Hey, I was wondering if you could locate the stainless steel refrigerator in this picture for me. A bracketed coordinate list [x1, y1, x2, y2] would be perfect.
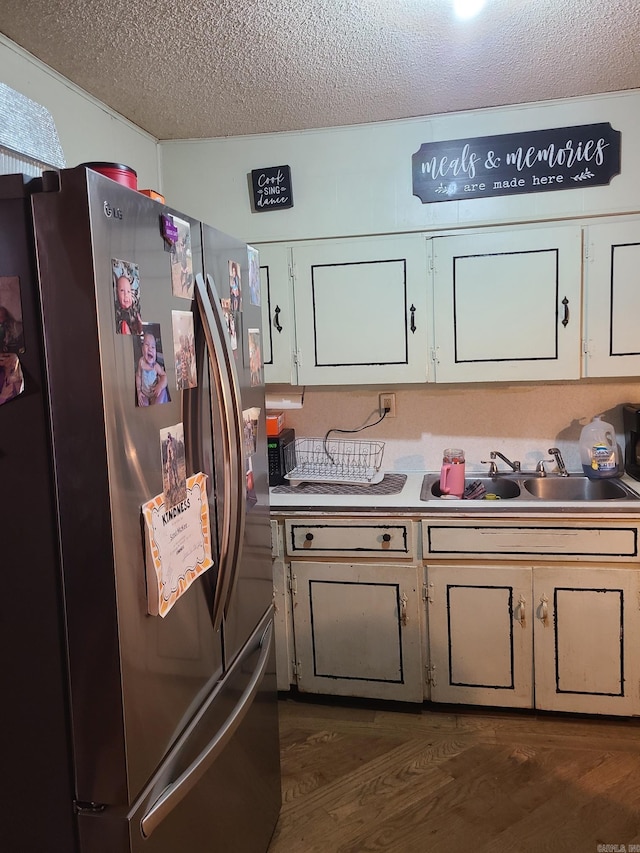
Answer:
[0, 166, 281, 852]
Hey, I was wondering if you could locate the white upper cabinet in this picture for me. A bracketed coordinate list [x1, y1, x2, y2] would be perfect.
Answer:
[256, 243, 295, 384]
[583, 219, 640, 377]
[290, 235, 430, 386]
[431, 226, 583, 383]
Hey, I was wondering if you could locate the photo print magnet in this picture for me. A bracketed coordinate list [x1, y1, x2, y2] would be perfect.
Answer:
[134, 322, 171, 406]
[160, 422, 187, 511]
[247, 246, 261, 307]
[229, 260, 242, 312]
[171, 310, 197, 390]
[0, 276, 25, 353]
[112, 259, 143, 335]
[169, 216, 194, 299]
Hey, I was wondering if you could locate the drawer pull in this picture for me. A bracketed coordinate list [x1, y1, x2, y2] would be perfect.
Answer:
[382, 533, 391, 543]
[400, 592, 408, 626]
[539, 593, 549, 627]
[517, 594, 526, 628]
[305, 532, 314, 541]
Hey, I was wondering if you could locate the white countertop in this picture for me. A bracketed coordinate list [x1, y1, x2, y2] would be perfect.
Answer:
[269, 471, 640, 516]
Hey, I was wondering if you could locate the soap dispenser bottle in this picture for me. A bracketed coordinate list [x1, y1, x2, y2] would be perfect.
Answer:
[579, 415, 620, 479]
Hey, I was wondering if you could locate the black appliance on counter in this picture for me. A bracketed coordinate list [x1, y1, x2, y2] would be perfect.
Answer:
[268, 427, 295, 485]
[623, 404, 640, 480]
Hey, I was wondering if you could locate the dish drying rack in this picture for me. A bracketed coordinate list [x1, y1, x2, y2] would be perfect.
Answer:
[284, 438, 385, 485]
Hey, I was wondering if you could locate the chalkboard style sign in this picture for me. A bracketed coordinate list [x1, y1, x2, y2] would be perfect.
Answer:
[251, 165, 293, 211]
[412, 123, 621, 204]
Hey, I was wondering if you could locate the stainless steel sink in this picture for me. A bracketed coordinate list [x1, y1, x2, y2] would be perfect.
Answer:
[522, 476, 635, 501]
[430, 477, 521, 499]
[420, 472, 640, 505]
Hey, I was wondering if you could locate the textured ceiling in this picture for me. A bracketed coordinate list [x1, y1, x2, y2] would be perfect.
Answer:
[1, 0, 639, 140]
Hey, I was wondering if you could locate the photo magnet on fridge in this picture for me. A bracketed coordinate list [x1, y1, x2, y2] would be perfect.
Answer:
[169, 216, 194, 299]
[171, 310, 197, 390]
[160, 422, 187, 510]
[0, 276, 25, 353]
[112, 259, 143, 335]
[134, 323, 171, 407]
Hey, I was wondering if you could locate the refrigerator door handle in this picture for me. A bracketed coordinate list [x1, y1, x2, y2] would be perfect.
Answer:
[140, 619, 273, 839]
[192, 272, 246, 632]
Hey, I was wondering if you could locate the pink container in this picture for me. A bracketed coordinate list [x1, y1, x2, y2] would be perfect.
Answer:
[439, 448, 465, 498]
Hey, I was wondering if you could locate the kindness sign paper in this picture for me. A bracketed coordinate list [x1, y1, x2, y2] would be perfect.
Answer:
[142, 472, 214, 617]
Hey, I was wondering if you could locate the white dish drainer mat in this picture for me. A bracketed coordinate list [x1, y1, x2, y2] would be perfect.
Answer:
[284, 437, 385, 485]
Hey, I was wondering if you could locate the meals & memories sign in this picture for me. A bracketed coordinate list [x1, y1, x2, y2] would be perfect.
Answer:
[412, 123, 621, 204]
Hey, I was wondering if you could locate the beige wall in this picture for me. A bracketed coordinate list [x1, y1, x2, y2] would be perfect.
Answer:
[2, 35, 638, 474]
[159, 89, 640, 244]
[0, 35, 160, 189]
[158, 90, 640, 474]
[279, 381, 640, 475]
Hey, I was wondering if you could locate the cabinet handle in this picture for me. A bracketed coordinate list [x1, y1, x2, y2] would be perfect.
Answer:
[517, 594, 526, 628]
[304, 532, 314, 541]
[410, 304, 417, 334]
[561, 296, 569, 328]
[400, 591, 408, 626]
[273, 305, 282, 333]
[539, 593, 549, 627]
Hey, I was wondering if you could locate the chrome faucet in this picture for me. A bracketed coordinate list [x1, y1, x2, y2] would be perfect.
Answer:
[548, 447, 569, 477]
[535, 459, 554, 477]
[489, 451, 521, 473]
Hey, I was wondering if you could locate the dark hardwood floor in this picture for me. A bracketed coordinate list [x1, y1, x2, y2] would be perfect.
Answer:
[268, 693, 640, 853]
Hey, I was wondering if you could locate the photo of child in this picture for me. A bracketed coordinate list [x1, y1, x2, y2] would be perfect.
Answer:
[171, 310, 197, 390]
[221, 297, 238, 353]
[243, 407, 260, 457]
[229, 260, 242, 312]
[247, 246, 261, 307]
[248, 328, 263, 387]
[134, 323, 171, 406]
[112, 259, 143, 335]
[160, 423, 187, 510]
[245, 455, 257, 510]
[170, 217, 194, 299]
[0, 353, 24, 405]
[0, 276, 25, 353]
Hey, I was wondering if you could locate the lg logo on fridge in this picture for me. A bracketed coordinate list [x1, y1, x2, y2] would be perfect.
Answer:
[103, 201, 123, 219]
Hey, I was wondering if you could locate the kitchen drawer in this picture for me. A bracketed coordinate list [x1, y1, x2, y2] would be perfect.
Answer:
[422, 518, 640, 562]
[284, 519, 416, 559]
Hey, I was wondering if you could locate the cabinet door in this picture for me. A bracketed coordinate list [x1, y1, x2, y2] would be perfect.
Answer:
[431, 226, 582, 382]
[427, 564, 533, 708]
[533, 566, 640, 715]
[583, 219, 640, 377]
[255, 243, 296, 384]
[290, 561, 424, 702]
[291, 235, 429, 385]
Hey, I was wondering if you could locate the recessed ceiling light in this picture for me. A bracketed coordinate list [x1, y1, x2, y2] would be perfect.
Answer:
[453, 0, 486, 20]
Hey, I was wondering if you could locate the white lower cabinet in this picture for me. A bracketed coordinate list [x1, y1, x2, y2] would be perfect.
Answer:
[533, 565, 640, 715]
[426, 564, 533, 708]
[272, 516, 425, 702]
[290, 560, 424, 702]
[272, 512, 640, 716]
[426, 562, 640, 716]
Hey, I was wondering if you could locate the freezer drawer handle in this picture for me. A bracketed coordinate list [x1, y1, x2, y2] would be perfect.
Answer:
[140, 620, 273, 839]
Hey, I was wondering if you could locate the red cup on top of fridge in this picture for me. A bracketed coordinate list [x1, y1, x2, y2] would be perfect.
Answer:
[80, 161, 138, 190]
[439, 448, 465, 498]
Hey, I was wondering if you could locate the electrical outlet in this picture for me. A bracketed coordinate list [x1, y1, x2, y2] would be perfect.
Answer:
[379, 392, 396, 418]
